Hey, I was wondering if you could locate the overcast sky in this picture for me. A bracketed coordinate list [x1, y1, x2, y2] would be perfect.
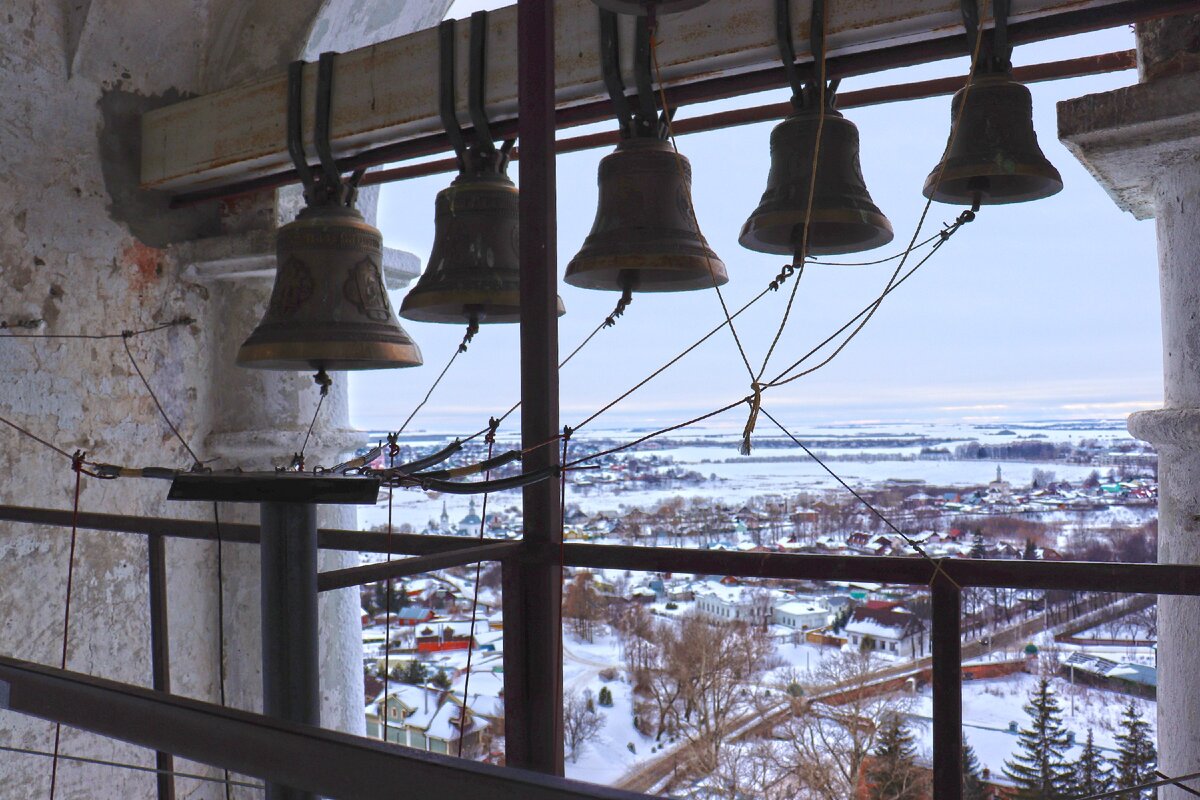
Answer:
[351, 4, 1159, 434]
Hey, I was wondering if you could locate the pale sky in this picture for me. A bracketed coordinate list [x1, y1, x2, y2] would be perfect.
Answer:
[352, 4, 1159, 434]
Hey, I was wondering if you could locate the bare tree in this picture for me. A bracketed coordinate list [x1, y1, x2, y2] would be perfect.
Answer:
[563, 690, 605, 763]
[762, 650, 912, 800]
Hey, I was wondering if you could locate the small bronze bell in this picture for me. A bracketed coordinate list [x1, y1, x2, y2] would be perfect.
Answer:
[401, 150, 564, 324]
[590, 0, 710, 14]
[740, 109, 894, 257]
[566, 137, 727, 293]
[237, 204, 423, 370]
[923, 72, 1063, 205]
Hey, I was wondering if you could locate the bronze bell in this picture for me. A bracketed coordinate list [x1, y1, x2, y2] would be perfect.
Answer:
[237, 204, 423, 370]
[401, 150, 564, 324]
[741, 109, 894, 257]
[566, 137, 727, 293]
[590, 0, 710, 14]
[923, 72, 1063, 205]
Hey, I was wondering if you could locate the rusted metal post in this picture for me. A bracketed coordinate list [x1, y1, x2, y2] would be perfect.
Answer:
[503, 0, 564, 775]
[931, 575, 963, 800]
[148, 533, 176, 800]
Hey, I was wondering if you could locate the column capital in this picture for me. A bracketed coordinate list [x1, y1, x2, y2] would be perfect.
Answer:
[1058, 71, 1200, 220]
[1128, 407, 1200, 447]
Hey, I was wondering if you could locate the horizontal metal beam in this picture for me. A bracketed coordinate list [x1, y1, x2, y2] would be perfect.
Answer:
[317, 540, 522, 591]
[562, 543, 1200, 595]
[0, 656, 648, 800]
[145, 0, 1180, 196]
[0, 503, 508, 557]
[360, 49, 1135, 186]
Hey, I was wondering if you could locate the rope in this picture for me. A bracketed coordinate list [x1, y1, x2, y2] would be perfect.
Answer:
[650, 29, 755, 383]
[0, 413, 77, 462]
[382, 434, 399, 746]
[457, 422, 498, 758]
[121, 334, 201, 469]
[296, 369, 332, 470]
[0, 743, 262, 791]
[0, 315, 193, 340]
[758, 406, 960, 591]
[49, 452, 85, 799]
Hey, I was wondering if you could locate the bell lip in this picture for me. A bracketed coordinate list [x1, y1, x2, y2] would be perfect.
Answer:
[590, 0, 710, 15]
[400, 290, 566, 323]
[922, 164, 1064, 205]
[564, 254, 728, 292]
[738, 208, 895, 256]
[236, 340, 423, 371]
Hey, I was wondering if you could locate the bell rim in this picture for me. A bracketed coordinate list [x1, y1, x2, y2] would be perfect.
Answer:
[922, 162, 1064, 205]
[400, 290, 566, 323]
[564, 254, 729, 292]
[236, 339, 423, 371]
[739, 207, 895, 256]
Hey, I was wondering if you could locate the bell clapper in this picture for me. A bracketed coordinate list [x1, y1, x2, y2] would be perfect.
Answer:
[312, 368, 332, 397]
[459, 310, 482, 353]
[604, 280, 635, 329]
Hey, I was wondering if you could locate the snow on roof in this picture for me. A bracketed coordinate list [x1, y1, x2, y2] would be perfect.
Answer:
[774, 601, 827, 616]
[845, 607, 922, 639]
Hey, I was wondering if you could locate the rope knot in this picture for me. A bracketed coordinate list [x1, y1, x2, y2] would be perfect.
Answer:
[562, 425, 574, 443]
[485, 417, 500, 446]
[740, 383, 763, 456]
[459, 316, 481, 353]
[290, 452, 305, 472]
[312, 368, 332, 397]
[71, 450, 87, 474]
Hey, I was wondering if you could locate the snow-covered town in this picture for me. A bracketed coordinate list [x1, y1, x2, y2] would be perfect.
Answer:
[356, 421, 1160, 798]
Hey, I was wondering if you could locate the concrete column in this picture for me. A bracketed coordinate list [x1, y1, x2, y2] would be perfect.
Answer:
[1060, 16, 1200, 799]
[173, 190, 419, 796]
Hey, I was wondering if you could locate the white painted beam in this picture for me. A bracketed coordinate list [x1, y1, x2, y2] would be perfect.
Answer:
[141, 0, 1128, 192]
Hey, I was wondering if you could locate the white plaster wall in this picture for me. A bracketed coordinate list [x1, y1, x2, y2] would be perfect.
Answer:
[0, 0, 447, 797]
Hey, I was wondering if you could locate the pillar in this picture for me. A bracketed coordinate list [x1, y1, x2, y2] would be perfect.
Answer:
[1059, 15, 1200, 799]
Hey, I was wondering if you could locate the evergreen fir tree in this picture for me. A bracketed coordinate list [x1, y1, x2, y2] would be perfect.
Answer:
[1002, 677, 1073, 800]
[970, 531, 987, 559]
[1074, 729, 1113, 798]
[1023, 539, 1039, 560]
[867, 714, 926, 800]
[1113, 700, 1156, 799]
[963, 735, 990, 800]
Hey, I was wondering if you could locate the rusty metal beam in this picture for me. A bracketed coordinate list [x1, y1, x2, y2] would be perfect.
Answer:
[316, 540, 522, 591]
[0, 656, 649, 800]
[359, 49, 1135, 186]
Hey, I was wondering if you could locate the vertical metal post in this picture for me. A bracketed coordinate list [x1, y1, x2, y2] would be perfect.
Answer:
[931, 575, 963, 800]
[260, 502, 320, 800]
[147, 533, 176, 800]
[503, 0, 564, 775]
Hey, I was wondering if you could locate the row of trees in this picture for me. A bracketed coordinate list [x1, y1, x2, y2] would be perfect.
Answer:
[1004, 678, 1156, 800]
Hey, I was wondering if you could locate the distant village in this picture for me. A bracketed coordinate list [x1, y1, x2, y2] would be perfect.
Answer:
[358, 462, 1159, 780]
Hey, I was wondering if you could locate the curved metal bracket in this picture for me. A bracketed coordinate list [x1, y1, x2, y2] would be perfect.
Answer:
[961, 0, 1013, 74]
[599, 9, 635, 138]
[597, 9, 668, 139]
[439, 13, 512, 175]
[284, 53, 359, 208]
[286, 61, 317, 204]
[776, 0, 838, 112]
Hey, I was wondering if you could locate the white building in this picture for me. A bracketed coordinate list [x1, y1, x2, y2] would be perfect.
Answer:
[844, 607, 926, 658]
[693, 584, 774, 625]
[772, 600, 830, 631]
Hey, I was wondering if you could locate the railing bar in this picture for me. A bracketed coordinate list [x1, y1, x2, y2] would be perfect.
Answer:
[931, 576, 963, 800]
[316, 541, 523, 591]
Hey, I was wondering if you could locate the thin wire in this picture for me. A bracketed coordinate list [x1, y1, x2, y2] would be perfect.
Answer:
[758, 405, 959, 590]
[0, 412, 76, 461]
[766, 0, 992, 391]
[564, 397, 747, 468]
[809, 231, 945, 266]
[382, 444, 396, 745]
[0, 743, 263, 790]
[121, 335, 202, 468]
[457, 433, 496, 758]
[213, 502, 232, 800]
[397, 347, 463, 436]
[766, 210, 973, 388]
[0, 316, 193, 341]
[651, 28, 756, 383]
[1072, 770, 1200, 800]
[50, 454, 85, 800]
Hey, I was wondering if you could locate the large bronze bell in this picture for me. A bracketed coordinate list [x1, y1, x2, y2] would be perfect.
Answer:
[741, 109, 894, 257]
[923, 72, 1062, 205]
[237, 204, 422, 370]
[566, 137, 727, 293]
[590, 0, 710, 14]
[401, 151, 564, 324]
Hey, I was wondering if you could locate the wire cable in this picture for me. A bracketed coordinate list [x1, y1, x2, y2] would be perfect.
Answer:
[49, 453, 86, 800]
[0, 316, 193, 340]
[0, 743, 263, 791]
[121, 334, 201, 468]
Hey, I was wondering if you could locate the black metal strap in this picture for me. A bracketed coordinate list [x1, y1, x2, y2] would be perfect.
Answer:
[599, 9, 634, 138]
[468, 11, 496, 154]
[633, 17, 659, 136]
[439, 20, 468, 170]
[992, 0, 1012, 70]
[776, 0, 838, 112]
[961, 0, 1013, 73]
[315, 52, 345, 204]
[286, 61, 316, 203]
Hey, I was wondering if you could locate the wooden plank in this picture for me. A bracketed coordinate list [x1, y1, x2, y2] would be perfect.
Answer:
[141, 0, 1128, 191]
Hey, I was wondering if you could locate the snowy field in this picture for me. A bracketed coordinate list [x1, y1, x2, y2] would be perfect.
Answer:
[358, 419, 1142, 532]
